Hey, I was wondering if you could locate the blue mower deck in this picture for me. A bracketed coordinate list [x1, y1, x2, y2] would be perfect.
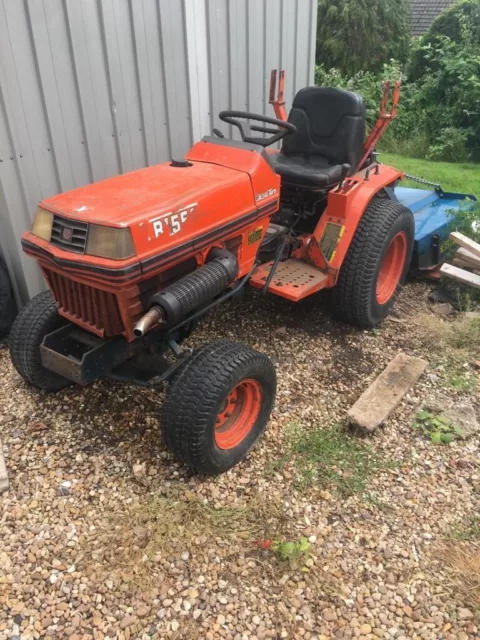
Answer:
[395, 186, 477, 269]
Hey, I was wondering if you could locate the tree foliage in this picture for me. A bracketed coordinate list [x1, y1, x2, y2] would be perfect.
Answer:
[316, 0, 410, 75]
[315, 0, 480, 161]
[416, 37, 480, 160]
[426, 0, 480, 43]
[407, 0, 480, 159]
[409, 0, 480, 80]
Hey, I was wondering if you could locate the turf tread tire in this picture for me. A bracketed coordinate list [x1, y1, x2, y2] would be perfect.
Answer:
[332, 198, 414, 328]
[9, 290, 70, 391]
[161, 341, 223, 455]
[161, 340, 276, 475]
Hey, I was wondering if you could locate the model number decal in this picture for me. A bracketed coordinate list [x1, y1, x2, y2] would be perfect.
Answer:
[255, 188, 277, 202]
[320, 222, 345, 263]
[149, 202, 198, 238]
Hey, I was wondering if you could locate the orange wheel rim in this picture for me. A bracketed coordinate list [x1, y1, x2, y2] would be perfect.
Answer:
[376, 231, 408, 305]
[215, 379, 262, 450]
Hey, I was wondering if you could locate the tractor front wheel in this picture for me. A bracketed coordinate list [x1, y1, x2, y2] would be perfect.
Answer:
[333, 198, 414, 328]
[161, 341, 276, 475]
[9, 290, 71, 391]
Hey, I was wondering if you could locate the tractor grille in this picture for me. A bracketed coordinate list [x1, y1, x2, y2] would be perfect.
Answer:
[50, 215, 88, 254]
[44, 269, 124, 336]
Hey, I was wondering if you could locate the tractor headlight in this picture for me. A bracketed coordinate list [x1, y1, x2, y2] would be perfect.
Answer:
[86, 225, 135, 260]
[31, 208, 53, 241]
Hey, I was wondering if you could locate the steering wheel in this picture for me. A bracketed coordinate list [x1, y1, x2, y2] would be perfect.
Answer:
[218, 111, 297, 148]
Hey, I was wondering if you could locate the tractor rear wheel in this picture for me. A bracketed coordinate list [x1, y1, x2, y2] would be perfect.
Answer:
[333, 198, 414, 328]
[9, 290, 71, 391]
[161, 340, 276, 475]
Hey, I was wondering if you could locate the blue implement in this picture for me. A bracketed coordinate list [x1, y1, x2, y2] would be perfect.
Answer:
[395, 186, 477, 269]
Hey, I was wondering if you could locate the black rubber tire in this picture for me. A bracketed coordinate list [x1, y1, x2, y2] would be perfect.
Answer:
[161, 340, 276, 475]
[0, 259, 16, 338]
[332, 198, 414, 328]
[8, 290, 71, 391]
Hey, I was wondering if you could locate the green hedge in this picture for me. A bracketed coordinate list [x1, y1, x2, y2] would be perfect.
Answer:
[315, 0, 480, 162]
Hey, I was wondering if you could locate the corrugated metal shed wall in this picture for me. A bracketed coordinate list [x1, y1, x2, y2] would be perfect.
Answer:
[0, 0, 317, 305]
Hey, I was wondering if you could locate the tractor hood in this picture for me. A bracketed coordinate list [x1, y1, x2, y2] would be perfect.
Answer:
[24, 140, 280, 275]
[40, 160, 255, 227]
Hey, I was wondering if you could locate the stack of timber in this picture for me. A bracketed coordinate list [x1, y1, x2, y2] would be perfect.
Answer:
[440, 232, 480, 290]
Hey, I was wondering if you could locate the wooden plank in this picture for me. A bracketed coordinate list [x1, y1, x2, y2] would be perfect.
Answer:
[0, 438, 9, 494]
[440, 263, 480, 289]
[450, 232, 480, 260]
[453, 258, 480, 275]
[347, 353, 427, 432]
[456, 247, 480, 269]
[453, 257, 477, 269]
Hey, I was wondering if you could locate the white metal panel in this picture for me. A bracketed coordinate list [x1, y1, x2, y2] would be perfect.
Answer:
[264, 0, 283, 110]
[206, 0, 231, 137]
[135, 0, 172, 162]
[158, 0, 193, 157]
[0, 0, 318, 304]
[1, 1, 59, 201]
[246, 0, 267, 116]
[228, 0, 248, 112]
[185, 0, 211, 142]
[99, 0, 145, 173]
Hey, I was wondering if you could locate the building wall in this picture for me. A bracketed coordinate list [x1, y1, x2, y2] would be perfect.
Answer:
[0, 0, 317, 304]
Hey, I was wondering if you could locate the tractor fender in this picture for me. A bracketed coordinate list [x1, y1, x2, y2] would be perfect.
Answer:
[311, 164, 403, 285]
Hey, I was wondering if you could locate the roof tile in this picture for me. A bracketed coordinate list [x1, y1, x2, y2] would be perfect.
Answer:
[411, 0, 456, 35]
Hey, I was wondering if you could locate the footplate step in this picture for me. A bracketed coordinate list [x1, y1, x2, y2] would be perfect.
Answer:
[249, 259, 328, 301]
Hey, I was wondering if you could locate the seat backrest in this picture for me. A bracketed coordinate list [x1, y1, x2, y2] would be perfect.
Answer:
[282, 87, 366, 173]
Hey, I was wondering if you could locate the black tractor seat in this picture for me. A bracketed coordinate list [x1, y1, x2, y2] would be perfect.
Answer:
[270, 86, 366, 190]
[269, 153, 344, 189]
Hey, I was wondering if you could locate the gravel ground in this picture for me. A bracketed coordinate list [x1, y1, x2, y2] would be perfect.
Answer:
[0, 283, 479, 640]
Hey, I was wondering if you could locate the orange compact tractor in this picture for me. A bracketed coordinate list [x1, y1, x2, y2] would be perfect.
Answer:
[10, 71, 414, 474]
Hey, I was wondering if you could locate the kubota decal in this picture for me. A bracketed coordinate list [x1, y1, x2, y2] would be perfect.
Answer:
[149, 202, 198, 238]
[255, 188, 277, 202]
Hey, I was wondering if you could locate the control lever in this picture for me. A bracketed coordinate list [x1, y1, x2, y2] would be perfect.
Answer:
[337, 164, 351, 191]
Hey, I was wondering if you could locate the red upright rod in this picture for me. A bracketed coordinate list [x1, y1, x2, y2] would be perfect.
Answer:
[269, 69, 288, 122]
[360, 81, 401, 168]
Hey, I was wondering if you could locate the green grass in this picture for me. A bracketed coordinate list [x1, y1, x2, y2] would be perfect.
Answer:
[450, 515, 480, 542]
[416, 302, 480, 358]
[277, 423, 390, 497]
[93, 490, 290, 591]
[446, 372, 478, 394]
[380, 153, 480, 197]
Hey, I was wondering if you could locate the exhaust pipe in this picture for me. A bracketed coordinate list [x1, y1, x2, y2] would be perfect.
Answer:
[150, 251, 239, 328]
[134, 250, 239, 338]
[133, 306, 164, 338]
